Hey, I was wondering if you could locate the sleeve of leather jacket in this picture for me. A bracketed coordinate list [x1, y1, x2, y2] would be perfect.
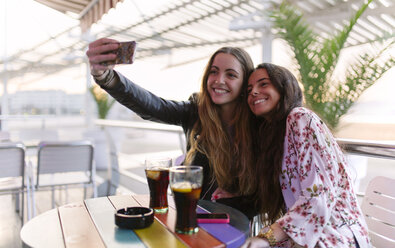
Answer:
[94, 70, 197, 127]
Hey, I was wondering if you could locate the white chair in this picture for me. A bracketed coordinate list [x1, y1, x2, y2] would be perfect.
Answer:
[361, 176, 395, 248]
[0, 142, 32, 224]
[34, 140, 97, 212]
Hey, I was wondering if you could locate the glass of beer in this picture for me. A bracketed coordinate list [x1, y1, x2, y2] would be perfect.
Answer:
[169, 165, 203, 234]
[145, 157, 172, 213]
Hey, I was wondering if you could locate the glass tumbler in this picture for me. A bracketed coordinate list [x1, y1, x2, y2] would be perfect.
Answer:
[169, 165, 203, 234]
[145, 157, 172, 213]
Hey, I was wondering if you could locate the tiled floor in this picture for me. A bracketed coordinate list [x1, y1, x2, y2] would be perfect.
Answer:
[1, 195, 23, 248]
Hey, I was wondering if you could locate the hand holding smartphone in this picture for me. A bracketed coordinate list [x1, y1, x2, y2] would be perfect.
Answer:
[197, 213, 230, 224]
[101, 41, 137, 66]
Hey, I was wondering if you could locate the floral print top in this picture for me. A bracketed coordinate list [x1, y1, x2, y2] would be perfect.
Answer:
[276, 107, 371, 248]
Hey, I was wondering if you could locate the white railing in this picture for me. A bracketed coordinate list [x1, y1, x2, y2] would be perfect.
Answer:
[0, 114, 58, 129]
[96, 119, 395, 161]
[5, 116, 392, 199]
[96, 119, 395, 195]
[337, 138, 395, 159]
[94, 119, 185, 196]
[95, 119, 186, 153]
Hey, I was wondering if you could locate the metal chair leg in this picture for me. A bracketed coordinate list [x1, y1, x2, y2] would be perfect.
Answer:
[21, 190, 25, 225]
[14, 192, 20, 213]
[51, 186, 55, 208]
[65, 185, 69, 205]
[25, 164, 32, 221]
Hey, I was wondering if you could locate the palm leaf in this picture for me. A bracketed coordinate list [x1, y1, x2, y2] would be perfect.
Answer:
[89, 85, 115, 119]
[267, 0, 394, 129]
[318, 0, 372, 78]
[269, 1, 315, 82]
[326, 41, 395, 127]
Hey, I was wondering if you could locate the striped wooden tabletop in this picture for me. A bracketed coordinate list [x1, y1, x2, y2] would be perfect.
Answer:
[20, 194, 249, 248]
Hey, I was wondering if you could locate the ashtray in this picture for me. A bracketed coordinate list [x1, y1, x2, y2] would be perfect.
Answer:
[115, 207, 154, 229]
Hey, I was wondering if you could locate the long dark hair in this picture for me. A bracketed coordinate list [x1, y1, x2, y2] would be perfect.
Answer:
[186, 47, 255, 194]
[250, 63, 303, 223]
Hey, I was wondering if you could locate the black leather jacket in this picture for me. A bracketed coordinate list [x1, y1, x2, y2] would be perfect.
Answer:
[96, 70, 258, 219]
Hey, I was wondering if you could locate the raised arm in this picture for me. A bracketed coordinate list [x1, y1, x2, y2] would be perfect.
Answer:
[85, 38, 197, 127]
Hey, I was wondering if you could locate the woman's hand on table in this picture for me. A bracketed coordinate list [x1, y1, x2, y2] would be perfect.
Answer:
[86, 38, 119, 76]
[211, 188, 237, 201]
[241, 237, 270, 248]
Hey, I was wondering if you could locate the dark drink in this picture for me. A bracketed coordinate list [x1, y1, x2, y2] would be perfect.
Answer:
[145, 168, 169, 213]
[171, 182, 202, 234]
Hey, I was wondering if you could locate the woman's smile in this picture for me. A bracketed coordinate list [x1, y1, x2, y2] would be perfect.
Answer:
[247, 68, 280, 119]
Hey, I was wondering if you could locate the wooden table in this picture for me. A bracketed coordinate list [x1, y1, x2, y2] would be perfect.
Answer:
[20, 194, 249, 248]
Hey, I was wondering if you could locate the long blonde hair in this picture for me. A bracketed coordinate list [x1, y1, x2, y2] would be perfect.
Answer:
[185, 47, 255, 195]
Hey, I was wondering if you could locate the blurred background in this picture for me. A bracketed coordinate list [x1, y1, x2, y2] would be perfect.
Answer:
[1, 0, 394, 246]
[1, 0, 394, 132]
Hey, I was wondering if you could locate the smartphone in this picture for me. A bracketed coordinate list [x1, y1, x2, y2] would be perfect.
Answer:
[197, 213, 229, 224]
[101, 41, 137, 65]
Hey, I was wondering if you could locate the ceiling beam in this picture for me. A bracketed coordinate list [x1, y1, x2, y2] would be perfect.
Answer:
[34, 0, 85, 14]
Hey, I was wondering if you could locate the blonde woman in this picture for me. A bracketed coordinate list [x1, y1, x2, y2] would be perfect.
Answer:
[86, 38, 258, 218]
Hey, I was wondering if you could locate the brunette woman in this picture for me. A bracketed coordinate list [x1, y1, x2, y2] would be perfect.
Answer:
[241, 63, 370, 247]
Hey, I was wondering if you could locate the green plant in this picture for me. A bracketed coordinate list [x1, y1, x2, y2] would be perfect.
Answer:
[89, 84, 115, 119]
[268, 0, 395, 129]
